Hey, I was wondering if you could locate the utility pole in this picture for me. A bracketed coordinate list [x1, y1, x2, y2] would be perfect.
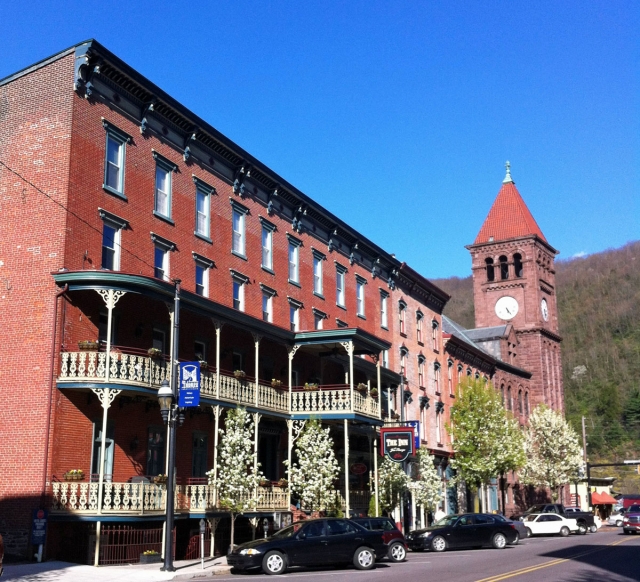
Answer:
[581, 416, 587, 464]
[582, 416, 589, 509]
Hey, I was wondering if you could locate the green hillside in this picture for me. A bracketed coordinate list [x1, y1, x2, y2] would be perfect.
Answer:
[433, 241, 640, 469]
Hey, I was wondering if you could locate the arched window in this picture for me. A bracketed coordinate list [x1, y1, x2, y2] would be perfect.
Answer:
[513, 253, 523, 278]
[485, 257, 495, 282]
[416, 312, 423, 343]
[474, 371, 480, 380]
[432, 320, 439, 351]
[399, 301, 407, 335]
[507, 386, 513, 411]
[418, 355, 425, 388]
[466, 367, 472, 377]
[457, 364, 463, 387]
[518, 389, 523, 413]
[500, 384, 505, 405]
[400, 347, 408, 377]
[447, 360, 454, 395]
[434, 362, 441, 393]
[524, 392, 530, 415]
[499, 255, 509, 280]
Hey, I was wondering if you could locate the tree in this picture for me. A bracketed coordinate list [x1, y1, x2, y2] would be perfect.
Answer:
[448, 378, 525, 499]
[378, 457, 410, 515]
[520, 404, 584, 501]
[206, 407, 263, 549]
[410, 448, 443, 513]
[286, 419, 339, 512]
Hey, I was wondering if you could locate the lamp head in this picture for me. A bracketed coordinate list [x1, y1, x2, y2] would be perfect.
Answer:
[157, 380, 173, 424]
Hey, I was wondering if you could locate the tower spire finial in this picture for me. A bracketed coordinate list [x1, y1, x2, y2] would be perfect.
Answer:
[503, 160, 514, 184]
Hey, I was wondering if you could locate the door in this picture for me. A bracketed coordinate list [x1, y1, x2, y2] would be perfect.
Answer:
[192, 432, 208, 478]
[91, 420, 115, 481]
[289, 521, 328, 566]
[325, 519, 362, 562]
[450, 515, 477, 548]
[545, 515, 563, 534]
[147, 426, 166, 477]
[474, 514, 496, 545]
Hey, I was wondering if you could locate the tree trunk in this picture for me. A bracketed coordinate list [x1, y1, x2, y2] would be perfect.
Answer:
[230, 512, 235, 552]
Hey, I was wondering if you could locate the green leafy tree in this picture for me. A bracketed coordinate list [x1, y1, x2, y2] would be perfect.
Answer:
[286, 419, 339, 512]
[378, 457, 410, 514]
[448, 378, 525, 493]
[520, 404, 584, 501]
[206, 407, 263, 549]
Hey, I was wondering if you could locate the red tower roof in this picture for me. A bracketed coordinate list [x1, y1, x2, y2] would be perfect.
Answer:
[474, 165, 546, 244]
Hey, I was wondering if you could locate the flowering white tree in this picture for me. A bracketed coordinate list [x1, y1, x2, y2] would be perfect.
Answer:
[448, 378, 525, 497]
[286, 420, 339, 512]
[206, 407, 263, 549]
[520, 404, 583, 501]
[410, 448, 443, 512]
[378, 457, 410, 515]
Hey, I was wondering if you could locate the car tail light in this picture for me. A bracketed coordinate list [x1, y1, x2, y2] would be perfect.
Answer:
[509, 524, 516, 530]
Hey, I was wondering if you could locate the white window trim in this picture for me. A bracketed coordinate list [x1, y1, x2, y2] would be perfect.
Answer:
[312, 249, 325, 297]
[380, 290, 389, 329]
[102, 119, 131, 199]
[151, 233, 176, 282]
[193, 253, 214, 298]
[260, 283, 277, 323]
[230, 200, 249, 258]
[193, 176, 215, 241]
[231, 269, 249, 312]
[336, 263, 347, 308]
[355, 275, 367, 318]
[99, 209, 128, 271]
[152, 151, 177, 221]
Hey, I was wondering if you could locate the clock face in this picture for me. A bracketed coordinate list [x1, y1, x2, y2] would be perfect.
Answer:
[541, 298, 549, 321]
[495, 296, 519, 320]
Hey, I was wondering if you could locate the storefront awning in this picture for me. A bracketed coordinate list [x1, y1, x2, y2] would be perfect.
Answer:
[592, 491, 617, 504]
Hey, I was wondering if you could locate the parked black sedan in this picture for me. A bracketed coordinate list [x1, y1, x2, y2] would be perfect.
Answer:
[227, 518, 386, 575]
[406, 513, 519, 552]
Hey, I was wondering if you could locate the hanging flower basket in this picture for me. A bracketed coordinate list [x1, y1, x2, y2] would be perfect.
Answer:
[64, 469, 85, 481]
[271, 379, 283, 388]
[303, 383, 318, 391]
[234, 370, 246, 379]
[147, 347, 163, 359]
[78, 340, 99, 351]
[356, 383, 367, 393]
[370, 388, 379, 399]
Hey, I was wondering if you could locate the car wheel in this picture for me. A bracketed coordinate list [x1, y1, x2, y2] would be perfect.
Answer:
[589, 524, 597, 533]
[525, 527, 532, 538]
[431, 536, 447, 552]
[559, 526, 570, 537]
[510, 533, 519, 545]
[262, 551, 286, 575]
[616, 520, 622, 527]
[578, 523, 587, 535]
[388, 542, 407, 562]
[353, 547, 375, 570]
[492, 533, 507, 549]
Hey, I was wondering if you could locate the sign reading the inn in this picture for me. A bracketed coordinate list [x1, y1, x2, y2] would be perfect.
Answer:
[178, 362, 201, 407]
[380, 427, 415, 462]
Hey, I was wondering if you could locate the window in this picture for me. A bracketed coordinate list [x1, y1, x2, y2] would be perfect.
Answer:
[380, 291, 388, 329]
[448, 360, 453, 395]
[154, 246, 169, 280]
[232, 351, 243, 372]
[154, 160, 173, 219]
[152, 328, 166, 353]
[98, 310, 118, 345]
[524, 392, 530, 415]
[382, 349, 389, 368]
[289, 305, 299, 331]
[194, 340, 207, 362]
[146, 426, 165, 477]
[501, 384, 505, 405]
[507, 386, 513, 411]
[313, 308, 327, 330]
[231, 201, 249, 257]
[485, 257, 495, 282]
[336, 264, 347, 307]
[262, 226, 273, 270]
[436, 406, 442, 444]
[432, 320, 439, 351]
[466, 367, 472, 377]
[434, 362, 441, 393]
[400, 347, 408, 377]
[192, 432, 208, 478]
[194, 177, 214, 240]
[416, 312, 423, 343]
[418, 356, 425, 388]
[99, 209, 127, 271]
[499, 255, 509, 280]
[518, 389, 523, 413]
[192, 253, 213, 297]
[336, 318, 348, 328]
[312, 251, 324, 296]
[288, 236, 301, 284]
[514, 253, 523, 278]
[262, 292, 272, 322]
[399, 301, 407, 335]
[356, 276, 366, 317]
[102, 120, 130, 197]
[231, 271, 248, 311]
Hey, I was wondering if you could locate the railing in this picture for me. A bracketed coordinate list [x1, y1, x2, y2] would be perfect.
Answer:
[50, 482, 289, 515]
[58, 352, 379, 418]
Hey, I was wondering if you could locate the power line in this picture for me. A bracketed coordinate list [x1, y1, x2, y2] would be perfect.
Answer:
[0, 160, 156, 272]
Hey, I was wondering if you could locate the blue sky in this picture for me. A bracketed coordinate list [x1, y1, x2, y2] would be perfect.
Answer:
[1, 1, 637, 278]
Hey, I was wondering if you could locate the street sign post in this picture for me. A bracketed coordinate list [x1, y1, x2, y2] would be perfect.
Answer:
[178, 362, 201, 407]
[380, 427, 415, 462]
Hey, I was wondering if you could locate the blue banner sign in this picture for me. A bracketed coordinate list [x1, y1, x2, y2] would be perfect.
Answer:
[31, 508, 47, 545]
[178, 362, 201, 407]
[406, 420, 420, 451]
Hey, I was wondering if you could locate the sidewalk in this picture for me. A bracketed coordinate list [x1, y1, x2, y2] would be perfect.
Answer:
[2, 557, 232, 582]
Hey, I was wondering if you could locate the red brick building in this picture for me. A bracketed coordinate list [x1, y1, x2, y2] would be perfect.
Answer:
[0, 41, 562, 561]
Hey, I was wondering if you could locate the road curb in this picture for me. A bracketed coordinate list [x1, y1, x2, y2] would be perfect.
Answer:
[171, 566, 233, 580]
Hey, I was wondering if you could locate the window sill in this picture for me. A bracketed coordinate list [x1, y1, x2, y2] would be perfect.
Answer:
[400, 332, 407, 338]
[102, 184, 128, 201]
[195, 232, 212, 244]
[262, 266, 275, 276]
[153, 210, 175, 225]
[417, 341, 424, 347]
[231, 250, 248, 261]
[313, 292, 325, 300]
[288, 279, 301, 288]
[357, 314, 366, 320]
[381, 325, 388, 331]
[336, 303, 347, 311]
[433, 348, 440, 354]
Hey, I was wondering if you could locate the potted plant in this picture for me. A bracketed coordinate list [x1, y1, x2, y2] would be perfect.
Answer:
[78, 340, 99, 351]
[147, 347, 162, 359]
[271, 379, 283, 388]
[233, 370, 246, 379]
[356, 383, 367, 393]
[198, 360, 208, 371]
[391, 411, 401, 420]
[139, 550, 161, 564]
[303, 382, 318, 391]
[259, 478, 271, 487]
[370, 388, 379, 399]
[277, 478, 288, 488]
[154, 474, 167, 485]
[63, 469, 85, 481]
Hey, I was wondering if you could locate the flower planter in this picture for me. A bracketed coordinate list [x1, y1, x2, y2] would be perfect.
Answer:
[139, 553, 161, 564]
[234, 371, 246, 379]
[147, 348, 163, 359]
[78, 341, 99, 351]
[154, 476, 167, 485]
[356, 383, 367, 393]
[64, 472, 85, 481]
[303, 384, 318, 391]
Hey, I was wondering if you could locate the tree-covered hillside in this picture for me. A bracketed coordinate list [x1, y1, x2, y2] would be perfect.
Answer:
[433, 241, 640, 464]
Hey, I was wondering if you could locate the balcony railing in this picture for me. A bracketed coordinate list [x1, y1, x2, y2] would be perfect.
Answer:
[58, 351, 379, 419]
[50, 481, 289, 515]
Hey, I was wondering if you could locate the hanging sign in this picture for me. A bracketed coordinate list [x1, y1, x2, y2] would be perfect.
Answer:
[350, 462, 368, 475]
[31, 508, 48, 546]
[380, 427, 415, 462]
[406, 420, 420, 451]
[178, 362, 201, 407]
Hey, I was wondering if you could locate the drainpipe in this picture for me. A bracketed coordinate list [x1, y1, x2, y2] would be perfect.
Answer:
[42, 284, 68, 504]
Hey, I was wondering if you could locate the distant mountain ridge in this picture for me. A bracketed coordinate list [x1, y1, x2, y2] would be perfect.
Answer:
[433, 241, 640, 465]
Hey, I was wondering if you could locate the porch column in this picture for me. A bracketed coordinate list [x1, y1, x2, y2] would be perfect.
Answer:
[287, 345, 299, 414]
[91, 387, 121, 566]
[95, 289, 126, 382]
[340, 341, 354, 413]
[376, 355, 382, 419]
[344, 419, 350, 516]
[253, 334, 262, 407]
[213, 320, 222, 399]
[373, 434, 379, 517]
[286, 420, 306, 508]
[211, 405, 221, 507]
[411, 489, 417, 531]
[253, 413, 262, 504]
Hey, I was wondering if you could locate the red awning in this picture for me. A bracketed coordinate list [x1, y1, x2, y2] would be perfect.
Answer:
[592, 491, 617, 504]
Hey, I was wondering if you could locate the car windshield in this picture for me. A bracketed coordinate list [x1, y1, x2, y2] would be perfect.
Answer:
[628, 505, 640, 512]
[271, 522, 304, 539]
[524, 515, 539, 522]
[525, 505, 547, 514]
[434, 515, 459, 527]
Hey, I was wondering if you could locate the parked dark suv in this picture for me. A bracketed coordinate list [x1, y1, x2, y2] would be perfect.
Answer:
[351, 517, 407, 562]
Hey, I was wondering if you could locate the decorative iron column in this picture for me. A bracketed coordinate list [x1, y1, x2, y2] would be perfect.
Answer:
[253, 334, 261, 406]
[211, 405, 221, 507]
[286, 419, 305, 508]
[344, 419, 350, 516]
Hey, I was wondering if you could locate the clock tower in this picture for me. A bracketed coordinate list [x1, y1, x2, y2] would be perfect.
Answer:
[466, 163, 564, 412]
